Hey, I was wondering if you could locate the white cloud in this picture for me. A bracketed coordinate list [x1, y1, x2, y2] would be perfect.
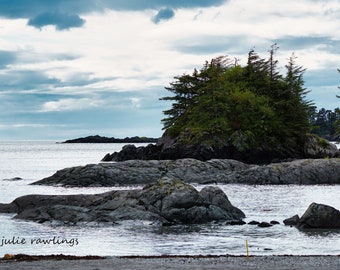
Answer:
[130, 97, 141, 108]
[39, 98, 104, 112]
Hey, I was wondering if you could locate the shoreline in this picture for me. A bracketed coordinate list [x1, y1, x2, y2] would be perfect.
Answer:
[1, 255, 339, 270]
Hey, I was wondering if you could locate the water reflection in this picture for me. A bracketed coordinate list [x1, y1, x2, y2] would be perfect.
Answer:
[299, 229, 340, 237]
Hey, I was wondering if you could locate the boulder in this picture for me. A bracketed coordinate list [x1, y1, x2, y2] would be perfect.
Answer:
[303, 135, 339, 159]
[297, 203, 340, 229]
[283, 215, 300, 226]
[248, 220, 260, 225]
[258, 222, 272, 228]
[0, 178, 245, 225]
[31, 158, 340, 187]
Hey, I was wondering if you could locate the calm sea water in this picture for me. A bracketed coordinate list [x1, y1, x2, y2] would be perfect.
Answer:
[0, 141, 339, 257]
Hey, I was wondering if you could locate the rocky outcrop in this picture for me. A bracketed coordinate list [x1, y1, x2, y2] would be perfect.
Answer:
[0, 178, 245, 225]
[102, 133, 339, 164]
[102, 142, 290, 164]
[284, 203, 340, 229]
[32, 158, 340, 187]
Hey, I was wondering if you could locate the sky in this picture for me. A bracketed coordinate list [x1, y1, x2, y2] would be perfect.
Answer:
[0, 0, 339, 140]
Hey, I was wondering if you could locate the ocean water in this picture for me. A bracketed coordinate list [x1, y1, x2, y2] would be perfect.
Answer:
[0, 141, 339, 257]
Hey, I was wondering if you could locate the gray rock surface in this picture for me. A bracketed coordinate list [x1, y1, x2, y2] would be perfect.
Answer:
[0, 178, 245, 225]
[32, 158, 340, 187]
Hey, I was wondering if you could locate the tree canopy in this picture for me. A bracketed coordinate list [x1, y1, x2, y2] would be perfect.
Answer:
[160, 46, 314, 152]
[310, 107, 340, 140]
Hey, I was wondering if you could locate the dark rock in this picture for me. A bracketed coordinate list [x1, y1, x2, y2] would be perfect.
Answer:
[270, 220, 280, 225]
[199, 186, 245, 220]
[283, 215, 300, 226]
[0, 203, 18, 213]
[258, 222, 272, 228]
[226, 220, 246, 225]
[101, 153, 112, 162]
[31, 158, 340, 187]
[297, 203, 340, 229]
[3, 177, 23, 181]
[102, 132, 338, 164]
[0, 178, 245, 225]
[248, 220, 260, 225]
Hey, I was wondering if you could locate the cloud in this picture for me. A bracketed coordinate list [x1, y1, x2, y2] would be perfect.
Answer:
[152, 8, 175, 24]
[0, 0, 227, 30]
[130, 97, 142, 108]
[172, 35, 262, 55]
[0, 70, 60, 91]
[27, 12, 85, 30]
[39, 98, 104, 112]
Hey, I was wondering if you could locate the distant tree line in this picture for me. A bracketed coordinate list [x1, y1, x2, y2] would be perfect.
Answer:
[160, 44, 315, 153]
[309, 107, 340, 141]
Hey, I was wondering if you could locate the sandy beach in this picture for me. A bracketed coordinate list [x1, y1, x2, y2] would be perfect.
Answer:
[1, 255, 339, 270]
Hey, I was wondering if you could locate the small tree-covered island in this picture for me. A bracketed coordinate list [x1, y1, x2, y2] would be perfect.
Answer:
[105, 45, 339, 163]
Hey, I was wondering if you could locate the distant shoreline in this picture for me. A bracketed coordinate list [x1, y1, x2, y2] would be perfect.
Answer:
[62, 135, 158, 144]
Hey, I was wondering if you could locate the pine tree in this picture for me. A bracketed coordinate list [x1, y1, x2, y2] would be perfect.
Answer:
[284, 53, 313, 137]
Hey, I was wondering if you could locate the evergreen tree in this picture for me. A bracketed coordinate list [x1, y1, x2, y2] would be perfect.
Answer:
[160, 46, 314, 152]
[281, 53, 313, 146]
[310, 108, 338, 137]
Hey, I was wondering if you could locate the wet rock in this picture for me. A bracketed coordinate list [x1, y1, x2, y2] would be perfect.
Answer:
[199, 186, 246, 220]
[0, 178, 245, 225]
[31, 158, 340, 187]
[283, 215, 300, 226]
[0, 203, 18, 213]
[258, 222, 272, 228]
[297, 203, 340, 229]
[3, 177, 23, 181]
[226, 220, 246, 225]
[248, 220, 260, 225]
[270, 220, 280, 225]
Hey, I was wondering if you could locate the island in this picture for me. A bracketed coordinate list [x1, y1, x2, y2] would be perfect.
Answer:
[62, 135, 159, 144]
